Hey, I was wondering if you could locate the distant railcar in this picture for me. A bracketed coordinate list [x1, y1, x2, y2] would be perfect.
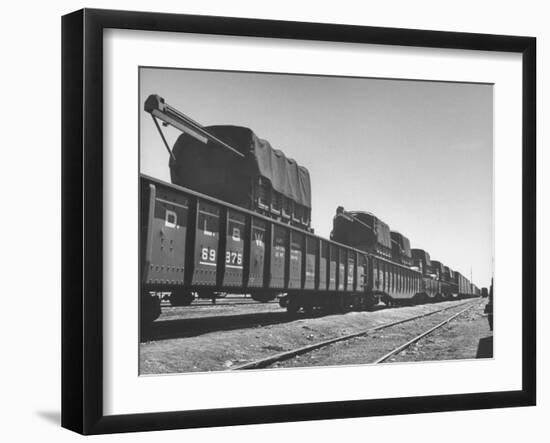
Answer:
[454, 271, 472, 298]
[430, 260, 451, 300]
[443, 266, 459, 298]
[370, 254, 422, 305]
[140, 175, 382, 319]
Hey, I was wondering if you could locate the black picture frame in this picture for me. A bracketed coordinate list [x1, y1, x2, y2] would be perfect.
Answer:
[61, 8, 536, 435]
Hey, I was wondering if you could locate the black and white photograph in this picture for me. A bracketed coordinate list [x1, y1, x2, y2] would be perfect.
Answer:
[139, 67, 494, 375]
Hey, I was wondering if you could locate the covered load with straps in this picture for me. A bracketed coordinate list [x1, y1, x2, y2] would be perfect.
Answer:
[170, 126, 312, 230]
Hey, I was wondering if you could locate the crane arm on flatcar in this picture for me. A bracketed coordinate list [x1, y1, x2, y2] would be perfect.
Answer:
[144, 94, 245, 159]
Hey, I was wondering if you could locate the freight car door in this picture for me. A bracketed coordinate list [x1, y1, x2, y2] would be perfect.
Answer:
[247, 218, 266, 288]
[222, 210, 246, 287]
[192, 201, 220, 287]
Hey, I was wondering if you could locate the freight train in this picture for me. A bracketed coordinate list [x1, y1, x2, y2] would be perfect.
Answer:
[140, 94, 481, 326]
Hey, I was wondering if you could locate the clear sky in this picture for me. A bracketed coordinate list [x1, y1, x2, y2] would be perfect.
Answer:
[140, 67, 493, 288]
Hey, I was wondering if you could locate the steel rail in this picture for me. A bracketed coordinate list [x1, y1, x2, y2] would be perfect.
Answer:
[373, 301, 479, 364]
[231, 299, 479, 370]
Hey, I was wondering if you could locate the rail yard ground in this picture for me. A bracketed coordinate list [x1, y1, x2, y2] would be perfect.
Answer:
[140, 298, 492, 375]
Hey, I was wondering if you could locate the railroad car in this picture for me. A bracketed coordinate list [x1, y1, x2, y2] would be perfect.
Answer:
[437, 264, 454, 299]
[140, 173, 430, 322]
[454, 271, 473, 298]
[370, 254, 423, 306]
[428, 260, 449, 300]
[140, 174, 382, 320]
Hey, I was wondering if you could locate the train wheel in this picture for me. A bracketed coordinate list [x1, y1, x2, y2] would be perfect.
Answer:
[286, 297, 300, 315]
[412, 293, 427, 305]
[170, 290, 195, 306]
[197, 290, 216, 299]
[339, 295, 351, 313]
[364, 294, 377, 311]
[324, 298, 339, 314]
[303, 301, 316, 316]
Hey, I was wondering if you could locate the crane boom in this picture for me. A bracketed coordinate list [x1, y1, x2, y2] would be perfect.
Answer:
[144, 94, 244, 158]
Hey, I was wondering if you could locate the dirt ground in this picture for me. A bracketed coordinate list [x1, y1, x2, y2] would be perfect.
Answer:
[274, 299, 491, 369]
[387, 301, 493, 363]
[140, 298, 492, 375]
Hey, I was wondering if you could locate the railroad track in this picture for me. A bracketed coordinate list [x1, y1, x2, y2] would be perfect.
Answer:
[231, 299, 480, 370]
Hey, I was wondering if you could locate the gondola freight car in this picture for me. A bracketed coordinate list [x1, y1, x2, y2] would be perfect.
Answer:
[140, 174, 429, 324]
[140, 174, 400, 322]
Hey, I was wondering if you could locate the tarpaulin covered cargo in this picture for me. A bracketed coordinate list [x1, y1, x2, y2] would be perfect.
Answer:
[431, 260, 445, 278]
[331, 208, 392, 259]
[351, 212, 392, 250]
[412, 249, 431, 266]
[170, 125, 311, 209]
[390, 231, 411, 256]
[411, 248, 432, 276]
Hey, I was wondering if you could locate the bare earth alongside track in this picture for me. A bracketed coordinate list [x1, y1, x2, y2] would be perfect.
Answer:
[140, 299, 492, 375]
